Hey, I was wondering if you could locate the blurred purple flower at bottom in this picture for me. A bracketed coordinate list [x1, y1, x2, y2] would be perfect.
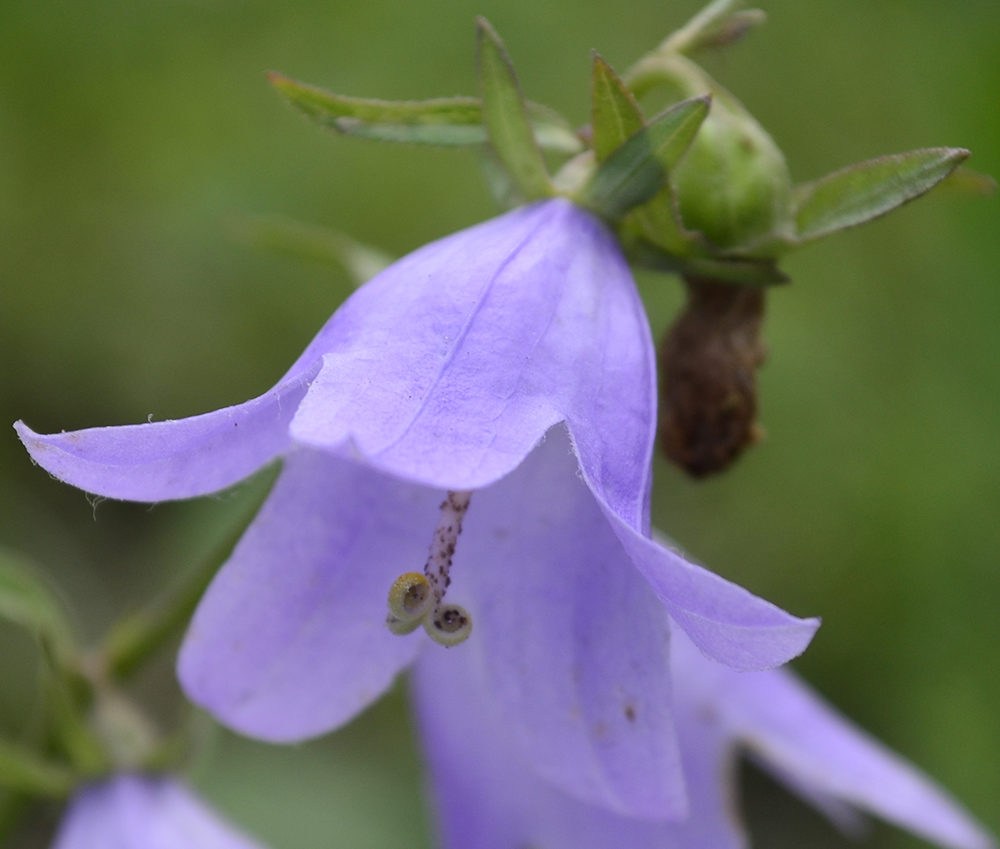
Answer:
[51, 774, 266, 849]
[414, 624, 994, 849]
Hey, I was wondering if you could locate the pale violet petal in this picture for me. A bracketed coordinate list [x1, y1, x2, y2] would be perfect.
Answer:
[728, 666, 995, 849]
[412, 633, 744, 849]
[289, 199, 654, 524]
[454, 427, 684, 820]
[670, 626, 995, 849]
[14, 365, 319, 502]
[52, 775, 267, 849]
[177, 446, 438, 741]
[584, 474, 820, 672]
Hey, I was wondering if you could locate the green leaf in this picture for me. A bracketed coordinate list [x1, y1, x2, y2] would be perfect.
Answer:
[579, 96, 709, 221]
[591, 54, 645, 162]
[793, 148, 970, 243]
[0, 549, 74, 662]
[476, 18, 553, 200]
[269, 73, 582, 153]
[0, 739, 74, 797]
[227, 214, 392, 286]
[269, 72, 478, 141]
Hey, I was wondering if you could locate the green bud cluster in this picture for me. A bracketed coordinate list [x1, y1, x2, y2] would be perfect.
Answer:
[268, 0, 983, 289]
[262, 0, 988, 476]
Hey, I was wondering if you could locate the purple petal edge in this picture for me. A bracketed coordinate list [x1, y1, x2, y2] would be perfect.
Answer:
[732, 667, 996, 849]
[14, 365, 318, 502]
[576, 458, 820, 672]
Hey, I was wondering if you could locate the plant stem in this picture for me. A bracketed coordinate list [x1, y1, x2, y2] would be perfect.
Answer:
[102, 465, 278, 680]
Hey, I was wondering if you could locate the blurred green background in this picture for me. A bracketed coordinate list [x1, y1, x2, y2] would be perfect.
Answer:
[0, 0, 997, 846]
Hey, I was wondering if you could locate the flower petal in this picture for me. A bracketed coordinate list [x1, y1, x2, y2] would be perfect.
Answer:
[177, 446, 439, 741]
[13, 365, 319, 502]
[578, 504, 820, 673]
[729, 668, 995, 849]
[454, 427, 684, 819]
[52, 775, 266, 849]
[670, 628, 995, 849]
[289, 198, 654, 523]
[413, 637, 744, 849]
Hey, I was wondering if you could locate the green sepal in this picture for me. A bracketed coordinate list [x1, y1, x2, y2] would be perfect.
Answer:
[0, 548, 75, 665]
[790, 147, 970, 245]
[269, 72, 581, 153]
[632, 182, 708, 257]
[626, 234, 788, 286]
[228, 213, 392, 286]
[476, 17, 554, 201]
[0, 738, 74, 797]
[578, 96, 710, 221]
[590, 54, 645, 162]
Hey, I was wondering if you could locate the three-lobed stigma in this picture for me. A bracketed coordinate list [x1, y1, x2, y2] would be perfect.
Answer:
[385, 491, 474, 647]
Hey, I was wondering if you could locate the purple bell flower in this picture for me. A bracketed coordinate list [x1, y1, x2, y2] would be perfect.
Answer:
[51, 774, 267, 849]
[414, 620, 995, 849]
[17, 198, 818, 818]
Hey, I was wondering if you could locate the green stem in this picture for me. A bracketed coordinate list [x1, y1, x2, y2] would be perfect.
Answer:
[103, 465, 278, 680]
[42, 662, 106, 777]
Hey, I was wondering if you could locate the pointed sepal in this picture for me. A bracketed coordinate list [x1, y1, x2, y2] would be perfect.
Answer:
[268, 72, 581, 153]
[625, 234, 788, 286]
[579, 96, 710, 221]
[590, 54, 645, 162]
[790, 147, 970, 244]
[476, 18, 554, 201]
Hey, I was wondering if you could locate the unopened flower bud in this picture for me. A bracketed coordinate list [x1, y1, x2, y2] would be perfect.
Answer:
[672, 89, 791, 250]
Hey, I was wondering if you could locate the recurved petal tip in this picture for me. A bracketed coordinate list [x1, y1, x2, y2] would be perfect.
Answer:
[723, 659, 996, 849]
[13, 369, 315, 503]
[602, 518, 821, 671]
